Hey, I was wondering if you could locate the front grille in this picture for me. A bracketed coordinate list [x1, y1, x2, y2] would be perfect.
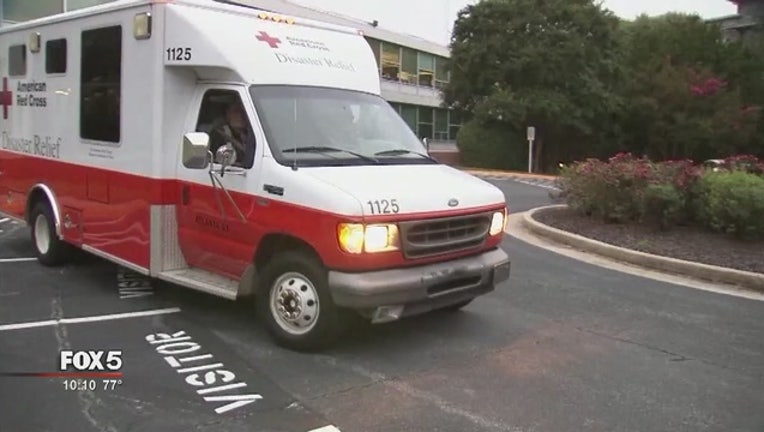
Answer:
[399, 213, 491, 259]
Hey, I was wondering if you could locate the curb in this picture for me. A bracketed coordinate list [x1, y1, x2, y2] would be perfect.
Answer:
[463, 168, 559, 181]
[522, 205, 764, 293]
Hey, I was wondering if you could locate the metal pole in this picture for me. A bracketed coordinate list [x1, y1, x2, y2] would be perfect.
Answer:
[527, 139, 533, 173]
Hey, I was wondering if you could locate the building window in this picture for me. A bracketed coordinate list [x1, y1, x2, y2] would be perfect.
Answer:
[80, 26, 122, 143]
[434, 109, 449, 140]
[8, 45, 26, 76]
[418, 52, 434, 87]
[381, 42, 400, 81]
[400, 104, 417, 133]
[2, 0, 63, 22]
[417, 107, 434, 139]
[389, 102, 402, 114]
[434, 56, 449, 89]
[46, 39, 67, 74]
[448, 109, 464, 141]
[400, 48, 418, 85]
[366, 38, 381, 73]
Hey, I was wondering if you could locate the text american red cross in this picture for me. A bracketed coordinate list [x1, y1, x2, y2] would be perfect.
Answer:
[0, 77, 13, 120]
[256, 31, 282, 49]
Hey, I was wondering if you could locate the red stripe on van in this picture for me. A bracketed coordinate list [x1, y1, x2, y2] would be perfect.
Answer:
[1, 150, 504, 276]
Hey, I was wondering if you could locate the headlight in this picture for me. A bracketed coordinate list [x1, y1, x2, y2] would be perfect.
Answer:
[489, 210, 506, 236]
[338, 223, 399, 254]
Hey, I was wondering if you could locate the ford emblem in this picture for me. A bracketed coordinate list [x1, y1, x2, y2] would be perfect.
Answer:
[448, 198, 459, 207]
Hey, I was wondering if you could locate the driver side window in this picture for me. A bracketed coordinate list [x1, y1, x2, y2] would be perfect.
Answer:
[196, 89, 256, 169]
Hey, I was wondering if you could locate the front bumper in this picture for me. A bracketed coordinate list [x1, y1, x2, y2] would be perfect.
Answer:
[328, 248, 510, 318]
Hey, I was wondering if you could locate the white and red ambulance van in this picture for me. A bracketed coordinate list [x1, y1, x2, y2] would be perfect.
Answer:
[0, 0, 511, 350]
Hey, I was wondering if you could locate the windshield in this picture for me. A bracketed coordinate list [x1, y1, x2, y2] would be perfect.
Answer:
[249, 85, 435, 167]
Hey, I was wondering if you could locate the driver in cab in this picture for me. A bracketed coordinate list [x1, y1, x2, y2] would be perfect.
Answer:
[209, 101, 255, 167]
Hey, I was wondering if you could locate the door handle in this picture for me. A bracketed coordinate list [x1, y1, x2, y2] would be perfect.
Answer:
[181, 185, 189, 205]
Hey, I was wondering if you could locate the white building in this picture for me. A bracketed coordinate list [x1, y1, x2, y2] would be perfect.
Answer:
[0, 0, 464, 143]
[706, 0, 763, 45]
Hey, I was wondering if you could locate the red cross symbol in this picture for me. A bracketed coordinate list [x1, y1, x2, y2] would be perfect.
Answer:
[0, 77, 13, 120]
[256, 31, 282, 49]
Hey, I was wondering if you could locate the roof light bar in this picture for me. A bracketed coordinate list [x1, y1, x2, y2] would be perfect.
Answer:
[257, 12, 295, 24]
[213, 0, 296, 24]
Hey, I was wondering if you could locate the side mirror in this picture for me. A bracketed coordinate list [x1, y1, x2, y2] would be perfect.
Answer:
[182, 132, 211, 169]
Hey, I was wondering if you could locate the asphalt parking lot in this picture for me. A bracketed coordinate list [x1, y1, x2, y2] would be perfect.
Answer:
[2, 179, 764, 432]
[0, 217, 334, 431]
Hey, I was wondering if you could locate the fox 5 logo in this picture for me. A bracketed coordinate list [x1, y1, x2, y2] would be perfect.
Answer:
[59, 350, 123, 371]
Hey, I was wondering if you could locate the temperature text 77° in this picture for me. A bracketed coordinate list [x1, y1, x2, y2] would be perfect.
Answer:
[103, 379, 123, 390]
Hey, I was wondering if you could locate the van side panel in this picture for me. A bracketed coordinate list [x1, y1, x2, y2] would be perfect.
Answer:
[0, 4, 161, 269]
[76, 6, 160, 268]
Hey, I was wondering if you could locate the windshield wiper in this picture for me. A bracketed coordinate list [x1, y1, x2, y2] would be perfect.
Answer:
[374, 149, 439, 162]
[283, 146, 379, 163]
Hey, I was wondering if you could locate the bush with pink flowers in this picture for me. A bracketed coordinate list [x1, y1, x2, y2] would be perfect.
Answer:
[556, 153, 764, 236]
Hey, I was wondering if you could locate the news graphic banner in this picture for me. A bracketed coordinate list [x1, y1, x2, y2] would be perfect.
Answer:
[0, 349, 124, 392]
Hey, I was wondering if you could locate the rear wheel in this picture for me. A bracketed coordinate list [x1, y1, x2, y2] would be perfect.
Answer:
[30, 201, 71, 266]
[257, 251, 341, 351]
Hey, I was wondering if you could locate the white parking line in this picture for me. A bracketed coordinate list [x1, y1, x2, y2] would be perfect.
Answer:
[0, 258, 37, 263]
[307, 426, 342, 432]
[0, 307, 182, 332]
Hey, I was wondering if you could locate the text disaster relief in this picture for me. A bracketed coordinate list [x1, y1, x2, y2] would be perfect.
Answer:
[0, 0, 511, 354]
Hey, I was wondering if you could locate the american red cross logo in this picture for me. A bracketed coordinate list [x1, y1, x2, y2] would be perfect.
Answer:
[256, 31, 282, 49]
[0, 77, 13, 120]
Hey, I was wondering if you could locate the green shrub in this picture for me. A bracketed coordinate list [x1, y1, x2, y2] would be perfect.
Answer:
[696, 171, 764, 238]
[456, 120, 525, 170]
[639, 183, 684, 230]
[651, 159, 703, 225]
[557, 153, 762, 233]
[558, 153, 654, 223]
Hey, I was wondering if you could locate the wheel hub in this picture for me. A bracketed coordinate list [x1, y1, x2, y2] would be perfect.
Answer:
[279, 290, 303, 319]
[34, 214, 51, 255]
[269, 272, 319, 336]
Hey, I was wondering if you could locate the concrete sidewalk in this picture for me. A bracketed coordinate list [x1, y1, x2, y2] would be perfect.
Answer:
[463, 168, 559, 181]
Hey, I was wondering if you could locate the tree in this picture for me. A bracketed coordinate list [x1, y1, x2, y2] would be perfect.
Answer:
[731, 31, 764, 157]
[618, 13, 764, 160]
[624, 58, 758, 160]
[444, 0, 623, 171]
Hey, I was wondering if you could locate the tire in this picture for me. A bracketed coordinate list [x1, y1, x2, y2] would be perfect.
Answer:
[29, 201, 71, 267]
[256, 251, 342, 352]
[442, 299, 474, 312]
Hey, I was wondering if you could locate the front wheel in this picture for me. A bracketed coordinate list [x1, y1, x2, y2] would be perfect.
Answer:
[257, 251, 341, 352]
[30, 201, 71, 267]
